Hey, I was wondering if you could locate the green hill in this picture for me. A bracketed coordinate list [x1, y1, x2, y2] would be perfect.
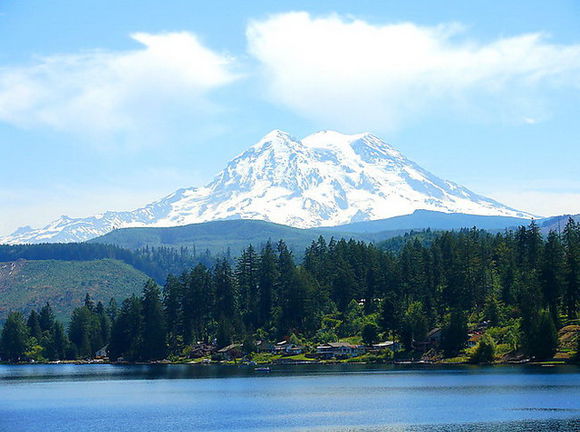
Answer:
[0, 258, 150, 323]
[89, 219, 397, 256]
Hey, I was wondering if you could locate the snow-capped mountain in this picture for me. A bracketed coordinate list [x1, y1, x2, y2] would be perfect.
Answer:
[1, 130, 533, 244]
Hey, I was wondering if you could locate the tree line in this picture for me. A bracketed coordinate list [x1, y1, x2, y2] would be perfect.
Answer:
[1, 219, 579, 362]
[0, 242, 218, 283]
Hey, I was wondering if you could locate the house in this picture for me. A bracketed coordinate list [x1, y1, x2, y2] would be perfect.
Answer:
[426, 328, 442, 346]
[467, 333, 482, 348]
[188, 343, 216, 358]
[95, 345, 108, 359]
[274, 341, 304, 356]
[370, 341, 401, 352]
[316, 342, 364, 359]
[411, 329, 442, 351]
[256, 340, 276, 353]
[217, 344, 243, 360]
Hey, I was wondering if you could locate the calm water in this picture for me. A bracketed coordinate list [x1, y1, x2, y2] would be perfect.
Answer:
[1, 364, 579, 431]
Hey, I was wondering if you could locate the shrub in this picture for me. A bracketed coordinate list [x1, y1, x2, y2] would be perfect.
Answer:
[469, 335, 496, 364]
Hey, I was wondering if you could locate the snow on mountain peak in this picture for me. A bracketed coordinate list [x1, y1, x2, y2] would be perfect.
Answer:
[1, 129, 533, 244]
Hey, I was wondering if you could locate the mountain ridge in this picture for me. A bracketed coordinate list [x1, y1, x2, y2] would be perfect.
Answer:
[1, 130, 533, 244]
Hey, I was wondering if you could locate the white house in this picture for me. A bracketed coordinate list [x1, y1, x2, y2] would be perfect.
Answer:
[316, 342, 364, 359]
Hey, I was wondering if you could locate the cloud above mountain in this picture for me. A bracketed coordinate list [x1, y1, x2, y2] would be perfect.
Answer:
[247, 12, 580, 130]
[0, 32, 238, 144]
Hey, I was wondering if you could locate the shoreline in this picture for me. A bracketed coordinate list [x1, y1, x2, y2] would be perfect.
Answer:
[1, 358, 576, 367]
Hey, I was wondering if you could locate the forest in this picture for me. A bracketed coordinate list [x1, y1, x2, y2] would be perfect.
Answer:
[0, 242, 218, 283]
[1, 219, 579, 364]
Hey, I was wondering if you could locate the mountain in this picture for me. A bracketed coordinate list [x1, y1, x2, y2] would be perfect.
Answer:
[324, 209, 531, 234]
[0, 259, 150, 322]
[89, 213, 539, 256]
[88, 219, 396, 255]
[536, 214, 580, 234]
[1, 130, 532, 244]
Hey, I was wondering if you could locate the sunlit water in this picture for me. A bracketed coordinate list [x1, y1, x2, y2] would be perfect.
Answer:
[1, 364, 579, 431]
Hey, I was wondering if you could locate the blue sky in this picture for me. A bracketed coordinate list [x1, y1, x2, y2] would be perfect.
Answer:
[0, 0, 579, 235]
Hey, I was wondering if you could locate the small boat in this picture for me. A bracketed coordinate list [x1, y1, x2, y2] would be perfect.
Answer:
[254, 367, 271, 372]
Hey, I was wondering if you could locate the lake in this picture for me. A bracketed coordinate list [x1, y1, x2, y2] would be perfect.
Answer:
[1, 364, 579, 431]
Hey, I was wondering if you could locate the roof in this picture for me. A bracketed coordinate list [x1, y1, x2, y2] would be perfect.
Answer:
[318, 342, 358, 349]
[217, 343, 241, 353]
[427, 328, 442, 338]
[372, 341, 395, 348]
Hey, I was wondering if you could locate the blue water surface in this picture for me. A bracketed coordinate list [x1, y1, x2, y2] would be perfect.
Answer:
[1, 364, 579, 431]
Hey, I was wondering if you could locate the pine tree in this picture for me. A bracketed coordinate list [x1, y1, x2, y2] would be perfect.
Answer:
[214, 259, 239, 326]
[45, 321, 68, 361]
[95, 301, 111, 348]
[39, 302, 55, 333]
[361, 323, 379, 345]
[400, 301, 428, 349]
[26, 310, 42, 340]
[84, 293, 95, 312]
[183, 264, 214, 344]
[163, 274, 183, 353]
[441, 309, 468, 355]
[141, 280, 167, 360]
[106, 298, 118, 322]
[1, 312, 29, 362]
[563, 218, 579, 318]
[257, 241, 278, 328]
[108, 295, 142, 361]
[236, 245, 260, 331]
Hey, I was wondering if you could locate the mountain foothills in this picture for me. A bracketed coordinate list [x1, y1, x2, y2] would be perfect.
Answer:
[1, 130, 533, 244]
[0, 259, 149, 322]
[1, 219, 579, 364]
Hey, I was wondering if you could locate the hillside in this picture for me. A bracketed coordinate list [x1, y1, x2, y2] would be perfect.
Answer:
[88, 219, 392, 255]
[537, 214, 580, 234]
[88, 212, 545, 254]
[0, 259, 149, 322]
[322, 209, 530, 233]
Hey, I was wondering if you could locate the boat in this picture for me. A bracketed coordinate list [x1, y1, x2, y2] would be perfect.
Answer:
[254, 367, 271, 372]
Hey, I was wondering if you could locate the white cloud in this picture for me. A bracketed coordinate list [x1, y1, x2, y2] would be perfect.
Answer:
[0, 32, 238, 142]
[247, 12, 580, 131]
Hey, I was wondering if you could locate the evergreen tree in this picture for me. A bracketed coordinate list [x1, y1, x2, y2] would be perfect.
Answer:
[26, 310, 42, 340]
[44, 321, 68, 361]
[236, 245, 260, 331]
[277, 240, 309, 335]
[400, 301, 428, 349]
[213, 259, 239, 325]
[95, 301, 111, 348]
[361, 323, 379, 345]
[39, 302, 55, 333]
[68, 301, 103, 358]
[108, 295, 142, 361]
[380, 293, 400, 337]
[257, 241, 278, 328]
[542, 231, 566, 321]
[163, 274, 183, 353]
[183, 264, 214, 344]
[522, 308, 558, 360]
[141, 280, 167, 360]
[106, 298, 118, 322]
[563, 218, 579, 318]
[84, 293, 95, 312]
[441, 309, 468, 355]
[1, 312, 29, 362]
